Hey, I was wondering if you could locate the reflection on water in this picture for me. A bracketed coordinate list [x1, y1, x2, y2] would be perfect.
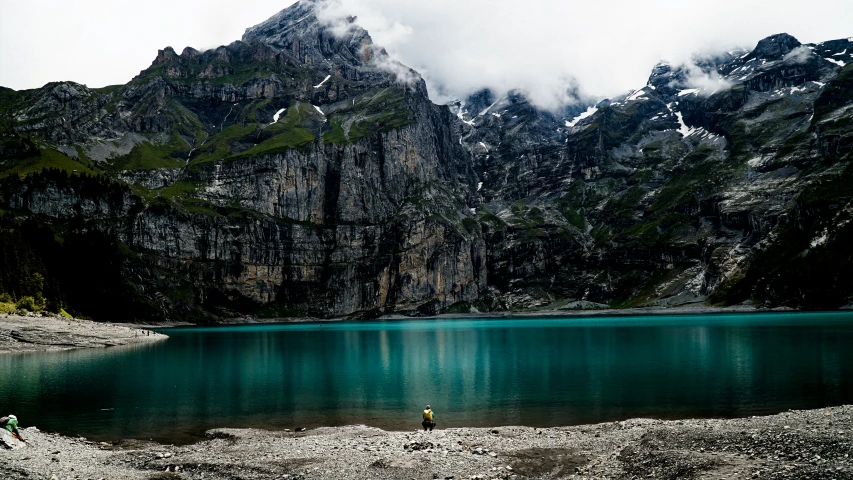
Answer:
[2, 312, 853, 444]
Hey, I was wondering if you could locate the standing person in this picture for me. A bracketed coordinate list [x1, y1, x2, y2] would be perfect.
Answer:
[422, 405, 435, 432]
[0, 415, 24, 441]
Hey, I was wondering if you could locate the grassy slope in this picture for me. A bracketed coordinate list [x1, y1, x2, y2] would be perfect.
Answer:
[0, 146, 98, 179]
[323, 87, 414, 144]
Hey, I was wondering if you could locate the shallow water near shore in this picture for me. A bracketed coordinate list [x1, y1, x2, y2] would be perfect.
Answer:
[2, 311, 853, 444]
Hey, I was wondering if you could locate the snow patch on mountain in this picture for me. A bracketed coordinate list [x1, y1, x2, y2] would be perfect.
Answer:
[271, 108, 286, 124]
[313, 75, 331, 88]
[312, 105, 327, 122]
[478, 98, 503, 117]
[674, 110, 695, 137]
[566, 106, 598, 128]
[452, 101, 476, 126]
[626, 89, 648, 101]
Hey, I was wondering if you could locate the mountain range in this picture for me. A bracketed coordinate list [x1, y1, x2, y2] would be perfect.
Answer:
[1, 0, 852, 321]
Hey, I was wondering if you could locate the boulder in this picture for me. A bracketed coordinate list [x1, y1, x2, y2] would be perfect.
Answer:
[0, 428, 25, 450]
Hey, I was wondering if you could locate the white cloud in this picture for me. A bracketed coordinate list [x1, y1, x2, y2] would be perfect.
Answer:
[682, 64, 734, 96]
[315, 0, 420, 85]
[316, 0, 413, 46]
[0, 0, 301, 90]
[1, 0, 852, 110]
[311, 0, 852, 108]
[373, 57, 422, 85]
[783, 45, 816, 64]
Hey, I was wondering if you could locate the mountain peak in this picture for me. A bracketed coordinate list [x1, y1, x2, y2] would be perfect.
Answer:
[747, 33, 802, 61]
[242, 0, 377, 71]
[647, 61, 687, 94]
[242, 0, 320, 40]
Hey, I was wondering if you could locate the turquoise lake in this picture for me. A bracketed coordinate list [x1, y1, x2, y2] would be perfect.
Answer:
[2, 312, 853, 444]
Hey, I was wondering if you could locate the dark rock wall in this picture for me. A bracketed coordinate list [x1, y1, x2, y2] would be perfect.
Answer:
[1, 1, 852, 320]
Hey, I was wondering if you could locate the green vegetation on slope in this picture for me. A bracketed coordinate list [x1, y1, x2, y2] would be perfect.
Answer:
[323, 87, 414, 144]
[188, 123, 258, 167]
[108, 133, 190, 171]
[234, 103, 316, 158]
[0, 143, 97, 179]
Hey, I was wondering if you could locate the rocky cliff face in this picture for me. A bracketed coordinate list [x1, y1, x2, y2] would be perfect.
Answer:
[455, 33, 853, 310]
[0, 0, 851, 321]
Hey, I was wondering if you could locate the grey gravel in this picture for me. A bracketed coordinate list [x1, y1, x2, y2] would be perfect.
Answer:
[2, 406, 852, 479]
[0, 314, 167, 354]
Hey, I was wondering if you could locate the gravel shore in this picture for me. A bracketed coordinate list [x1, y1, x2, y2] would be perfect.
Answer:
[2, 405, 851, 479]
[0, 314, 167, 354]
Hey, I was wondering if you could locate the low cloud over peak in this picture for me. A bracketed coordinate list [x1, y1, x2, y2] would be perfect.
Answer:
[1, 0, 851, 111]
[308, 0, 853, 109]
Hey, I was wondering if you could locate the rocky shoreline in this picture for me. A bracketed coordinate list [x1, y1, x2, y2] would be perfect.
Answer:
[1, 405, 851, 479]
[0, 314, 167, 354]
[390, 303, 773, 321]
[130, 304, 785, 328]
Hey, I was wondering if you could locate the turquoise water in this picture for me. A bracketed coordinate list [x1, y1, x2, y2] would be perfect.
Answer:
[2, 312, 853, 443]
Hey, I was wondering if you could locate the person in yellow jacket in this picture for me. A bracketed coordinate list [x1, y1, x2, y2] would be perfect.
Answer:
[421, 405, 435, 432]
